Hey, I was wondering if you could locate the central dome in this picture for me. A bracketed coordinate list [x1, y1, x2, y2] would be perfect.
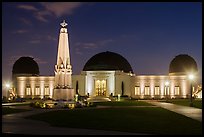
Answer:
[83, 51, 133, 73]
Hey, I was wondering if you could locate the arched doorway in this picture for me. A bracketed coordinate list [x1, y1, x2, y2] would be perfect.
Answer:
[95, 80, 106, 96]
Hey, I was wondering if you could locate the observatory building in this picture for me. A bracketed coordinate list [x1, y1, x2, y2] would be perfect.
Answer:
[12, 20, 200, 100]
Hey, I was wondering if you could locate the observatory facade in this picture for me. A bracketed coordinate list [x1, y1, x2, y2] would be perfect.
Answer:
[12, 21, 199, 100]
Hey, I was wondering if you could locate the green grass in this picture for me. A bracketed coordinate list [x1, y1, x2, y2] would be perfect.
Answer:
[160, 99, 202, 109]
[13, 102, 31, 106]
[2, 107, 31, 115]
[26, 107, 202, 135]
[93, 100, 154, 106]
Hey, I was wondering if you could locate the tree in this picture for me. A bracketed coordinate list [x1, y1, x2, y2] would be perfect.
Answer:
[121, 81, 124, 96]
[76, 81, 79, 94]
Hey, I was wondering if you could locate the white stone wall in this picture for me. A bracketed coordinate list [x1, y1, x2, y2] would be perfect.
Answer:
[134, 74, 190, 99]
[72, 74, 86, 96]
[15, 72, 195, 99]
[16, 76, 54, 98]
[16, 77, 26, 98]
[115, 71, 133, 96]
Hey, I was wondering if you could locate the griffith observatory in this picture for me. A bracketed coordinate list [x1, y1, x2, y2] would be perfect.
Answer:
[10, 20, 201, 101]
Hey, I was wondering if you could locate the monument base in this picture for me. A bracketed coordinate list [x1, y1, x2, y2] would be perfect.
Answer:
[53, 88, 74, 101]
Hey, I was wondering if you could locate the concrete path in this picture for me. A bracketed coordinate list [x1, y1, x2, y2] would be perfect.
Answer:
[2, 102, 30, 106]
[144, 100, 202, 122]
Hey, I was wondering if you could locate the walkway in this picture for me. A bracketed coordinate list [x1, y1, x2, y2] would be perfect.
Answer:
[144, 100, 202, 122]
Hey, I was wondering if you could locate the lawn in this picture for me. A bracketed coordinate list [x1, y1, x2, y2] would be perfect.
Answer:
[93, 100, 154, 106]
[2, 107, 31, 115]
[26, 107, 202, 135]
[160, 99, 202, 109]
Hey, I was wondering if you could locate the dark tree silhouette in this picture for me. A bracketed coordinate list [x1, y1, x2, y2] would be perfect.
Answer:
[76, 81, 79, 94]
[121, 81, 124, 96]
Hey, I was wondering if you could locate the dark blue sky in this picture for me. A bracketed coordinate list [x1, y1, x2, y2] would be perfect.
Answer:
[2, 2, 202, 84]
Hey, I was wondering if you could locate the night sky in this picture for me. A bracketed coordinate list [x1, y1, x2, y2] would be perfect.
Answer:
[2, 2, 202, 85]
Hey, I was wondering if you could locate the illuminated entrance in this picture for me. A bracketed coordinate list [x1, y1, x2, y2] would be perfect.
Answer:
[95, 80, 106, 96]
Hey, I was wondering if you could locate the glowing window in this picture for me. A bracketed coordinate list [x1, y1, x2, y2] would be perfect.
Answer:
[144, 86, 150, 95]
[35, 87, 40, 95]
[45, 86, 49, 95]
[175, 86, 180, 95]
[135, 86, 140, 95]
[26, 87, 31, 95]
[154, 86, 160, 95]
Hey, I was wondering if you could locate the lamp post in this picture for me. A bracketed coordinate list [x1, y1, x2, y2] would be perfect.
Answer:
[118, 94, 121, 101]
[75, 94, 78, 102]
[165, 81, 169, 102]
[188, 74, 194, 107]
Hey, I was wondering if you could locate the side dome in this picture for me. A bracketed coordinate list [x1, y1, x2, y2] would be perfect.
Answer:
[169, 54, 198, 74]
[12, 56, 40, 75]
[83, 51, 133, 73]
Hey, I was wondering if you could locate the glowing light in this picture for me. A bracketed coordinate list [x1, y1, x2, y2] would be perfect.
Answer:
[165, 81, 169, 86]
[5, 83, 10, 88]
[75, 94, 78, 102]
[188, 74, 194, 80]
[68, 103, 75, 109]
[150, 79, 154, 97]
[118, 94, 121, 101]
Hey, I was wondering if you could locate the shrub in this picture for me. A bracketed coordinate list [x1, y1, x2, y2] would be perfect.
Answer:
[30, 101, 46, 108]
[30, 102, 35, 107]
[63, 103, 69, 108]
[45, 104, 51, 109]
[34, 101, 40, 108]
[75, 102, 83, 108]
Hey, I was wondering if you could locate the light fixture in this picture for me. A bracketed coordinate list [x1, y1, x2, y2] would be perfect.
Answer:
[118, 94, 121, 101]
[5, 83, 10, 88]
[165, 81, 169, 86]
[188, 74, 194, 80]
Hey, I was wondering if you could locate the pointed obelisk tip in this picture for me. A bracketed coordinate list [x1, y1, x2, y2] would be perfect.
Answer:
[60, 20, 68, 28]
